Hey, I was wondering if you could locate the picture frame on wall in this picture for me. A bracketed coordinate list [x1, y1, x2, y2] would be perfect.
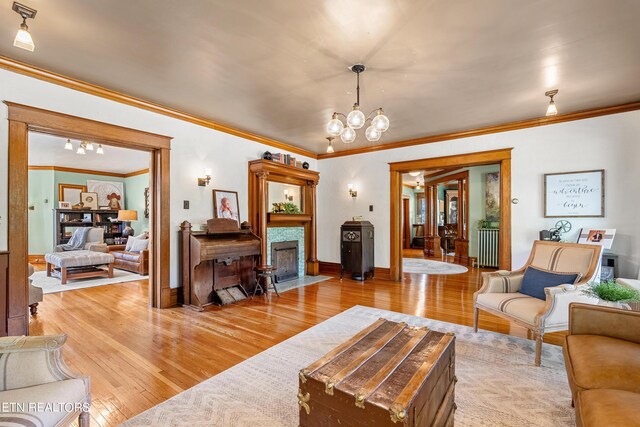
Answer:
[544, 170, 605, 218]
[80, 192, 99, 210]
[212, 189, 240, 224]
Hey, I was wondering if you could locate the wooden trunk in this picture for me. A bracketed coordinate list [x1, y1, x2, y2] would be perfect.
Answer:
[299, 319, 456, 427]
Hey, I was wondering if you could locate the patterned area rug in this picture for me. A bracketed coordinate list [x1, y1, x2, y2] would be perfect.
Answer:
[403, 258, 469, 275]
[122, 306, 574, 427]
[30, 270, 148, 294]
[275, 275, 331, 293]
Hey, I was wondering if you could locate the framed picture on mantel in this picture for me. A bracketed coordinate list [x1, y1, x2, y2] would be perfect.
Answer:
[544, 170, 605, 218]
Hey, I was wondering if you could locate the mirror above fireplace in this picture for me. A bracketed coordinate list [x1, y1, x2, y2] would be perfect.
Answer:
[268, 182, 304, 213]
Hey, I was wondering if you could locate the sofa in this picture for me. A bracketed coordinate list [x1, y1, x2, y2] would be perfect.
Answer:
[107, 234, 150, 275]
[563, 303, 640, 427]
[108, 245, 149, 275]
[0, 335, 91, 426]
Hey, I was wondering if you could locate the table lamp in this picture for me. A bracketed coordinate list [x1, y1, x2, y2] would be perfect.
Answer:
[117, 210, 138, 238]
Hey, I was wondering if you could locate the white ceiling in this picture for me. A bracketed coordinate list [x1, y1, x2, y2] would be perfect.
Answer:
[3, 1, 640, 154]
[28, 132, 149, 174]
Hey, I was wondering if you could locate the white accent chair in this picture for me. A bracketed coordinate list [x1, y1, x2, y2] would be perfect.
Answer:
[0, 335, 91, 426]
[473, 241, 602, 366]
[54, 227, 107, 253]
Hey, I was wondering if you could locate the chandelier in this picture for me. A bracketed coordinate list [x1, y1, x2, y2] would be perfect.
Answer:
[326, 64, 390, 144]
[64, 139, 104, 155]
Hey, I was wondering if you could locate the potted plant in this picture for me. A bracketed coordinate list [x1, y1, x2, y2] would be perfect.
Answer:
[582, 280, 640, 310]
[271, 202, 302, 214]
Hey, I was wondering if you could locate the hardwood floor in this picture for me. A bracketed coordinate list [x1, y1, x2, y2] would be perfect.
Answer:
[29, 268, 564, 426]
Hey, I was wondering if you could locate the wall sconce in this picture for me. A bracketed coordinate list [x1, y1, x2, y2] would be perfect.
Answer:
[284, 189, 293, 201]
[198, 168, 212, 186]
[348, 184, 358, 198]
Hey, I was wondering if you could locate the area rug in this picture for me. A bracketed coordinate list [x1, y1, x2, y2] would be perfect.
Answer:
[275, 275, 331, 293]
[30, 270, 148, 294]
[403, 258, 468, 275]
[122, 306, 573, 427]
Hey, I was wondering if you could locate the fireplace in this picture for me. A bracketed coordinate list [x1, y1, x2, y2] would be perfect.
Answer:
[271, 240, 299, 282]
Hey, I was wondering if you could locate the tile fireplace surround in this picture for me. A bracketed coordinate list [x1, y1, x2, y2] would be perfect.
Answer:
[266, 227, 305, 277]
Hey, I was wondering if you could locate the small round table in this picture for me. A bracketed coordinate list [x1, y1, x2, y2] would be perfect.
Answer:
[252, 265, 279, 299]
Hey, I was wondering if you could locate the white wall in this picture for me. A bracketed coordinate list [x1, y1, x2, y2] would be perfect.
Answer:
[0, 69, 316, 288]
[317, 111, 640, 278]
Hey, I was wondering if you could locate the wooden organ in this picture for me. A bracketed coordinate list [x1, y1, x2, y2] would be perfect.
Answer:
[180, 218, 261, 310]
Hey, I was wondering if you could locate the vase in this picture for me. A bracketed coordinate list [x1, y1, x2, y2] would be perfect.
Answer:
[597, 300, 631, 310]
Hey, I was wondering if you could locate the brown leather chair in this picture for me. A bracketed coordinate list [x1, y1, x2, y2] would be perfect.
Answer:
[108, 245, 149, 275]
[563, 303, 640, 427]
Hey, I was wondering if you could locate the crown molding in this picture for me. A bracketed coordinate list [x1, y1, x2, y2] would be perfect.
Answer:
[0, 55, 317, 159]
[318, 101, 640, 159]
[28, 165, 149, 178]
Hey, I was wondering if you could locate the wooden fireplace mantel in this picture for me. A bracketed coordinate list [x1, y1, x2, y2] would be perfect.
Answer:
[248, 160, 320, 275]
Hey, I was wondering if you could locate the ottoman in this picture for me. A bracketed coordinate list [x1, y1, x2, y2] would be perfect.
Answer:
[45, 250, 115, 284]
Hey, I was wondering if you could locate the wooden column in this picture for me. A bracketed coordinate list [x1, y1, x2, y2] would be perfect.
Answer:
[257, 171, 270, 268]
[7, 120, 29, 336]
[431, 185, 442, 258]
[307, 181, 319, 275]
[424, 184, 442, 258]
[455, 177, 470, 265]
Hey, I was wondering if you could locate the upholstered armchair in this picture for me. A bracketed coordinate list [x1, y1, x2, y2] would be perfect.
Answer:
[473, 240, 602, 366]
[0, 335, 91, 426]
[55, 227, 107, 253]
[28, 263, 43, 315]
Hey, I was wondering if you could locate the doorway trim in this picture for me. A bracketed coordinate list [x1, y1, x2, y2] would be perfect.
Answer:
[5, 102, 172, 336]
[389, 148, 512, 281]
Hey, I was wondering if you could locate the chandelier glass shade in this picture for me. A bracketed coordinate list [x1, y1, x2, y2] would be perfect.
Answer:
[341, 126, 357, 144]
[327, 64, 389, 144]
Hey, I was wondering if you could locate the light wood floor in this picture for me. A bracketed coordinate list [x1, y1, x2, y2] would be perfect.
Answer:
[29, 261, 564, 426]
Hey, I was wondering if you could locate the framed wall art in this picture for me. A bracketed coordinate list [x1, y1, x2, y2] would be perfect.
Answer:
[87, 179, 125, 209]
[577, 228, 616, 250]
[80, 192, 99, 210]
[544, 170, 604, 218]
[213, 189, 240, 224]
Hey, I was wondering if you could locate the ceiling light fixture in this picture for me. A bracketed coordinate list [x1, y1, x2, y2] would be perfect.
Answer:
[12, 2, 37, 52]
[545, 89, 558, 116]
[66, 140, 104, 155]
[326, 136, 335, 153]
[415, 181, 422, 190]
[326, 64, 390, 144]
[409, 171, 421, 177]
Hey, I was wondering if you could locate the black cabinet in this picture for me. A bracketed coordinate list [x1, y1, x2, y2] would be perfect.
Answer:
[340, 221, 374, 281]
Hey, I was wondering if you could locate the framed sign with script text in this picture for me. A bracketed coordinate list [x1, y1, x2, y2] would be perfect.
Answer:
[544, 170, 605, 217]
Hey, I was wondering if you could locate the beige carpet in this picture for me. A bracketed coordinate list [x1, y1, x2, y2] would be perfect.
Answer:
[122, 306, 574, 427]
[403, 258, 469, 275]
[30, 270, 148, 294]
